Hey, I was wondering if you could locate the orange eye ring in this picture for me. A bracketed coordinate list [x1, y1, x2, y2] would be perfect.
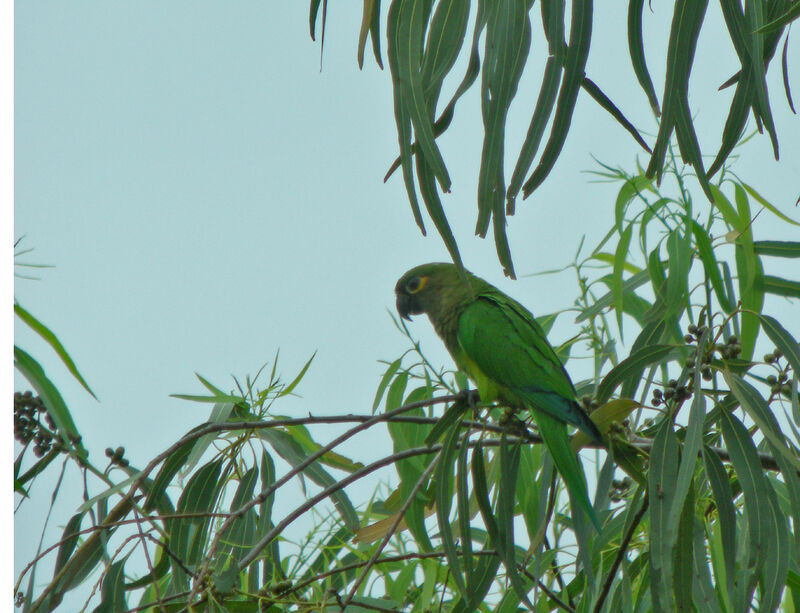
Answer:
[406, 276, 428, 294]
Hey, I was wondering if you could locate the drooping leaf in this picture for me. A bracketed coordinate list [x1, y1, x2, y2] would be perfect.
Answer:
[258, 429, 359, 531]
[165, 459, 225, 590]
[758, 314, 800, 376]
[14, 303, 97, 399]
[702, 446, 736, 603]
[14, 346, 86, 459]
[91, 558, 128, 613]
[689, 220, 735, 312]
[627, 0, 660, 114]
[596, 345, 674, 404]
[648, 417, 679, 611]
[434, 417, 468, 601]
[522, 0, 593, 198]
[753, 240, 800, 258]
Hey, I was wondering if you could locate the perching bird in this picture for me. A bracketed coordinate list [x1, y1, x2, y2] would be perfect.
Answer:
[395, 262, 603, 528]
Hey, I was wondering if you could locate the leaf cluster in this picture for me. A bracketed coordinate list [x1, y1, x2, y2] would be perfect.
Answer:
[312, 0, 798, 277]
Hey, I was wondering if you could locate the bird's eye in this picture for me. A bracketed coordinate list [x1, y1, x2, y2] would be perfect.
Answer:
[406, 276, 427, 294]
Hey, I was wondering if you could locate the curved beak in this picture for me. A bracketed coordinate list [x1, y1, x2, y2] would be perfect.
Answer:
[396, 292, 414, 321]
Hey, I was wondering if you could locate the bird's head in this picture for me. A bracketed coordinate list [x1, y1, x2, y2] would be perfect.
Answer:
[395, 262, 469, 321]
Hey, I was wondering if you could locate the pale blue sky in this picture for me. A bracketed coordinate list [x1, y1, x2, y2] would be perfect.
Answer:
[13, 1, 799, 605]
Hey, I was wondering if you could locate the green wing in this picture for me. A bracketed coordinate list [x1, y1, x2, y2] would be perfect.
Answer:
[456, 295, 601, 529]
[455, 295, 600, 441]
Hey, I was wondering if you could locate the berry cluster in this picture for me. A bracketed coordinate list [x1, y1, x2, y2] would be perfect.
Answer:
[764, 348, 793, 396]
[609, 477, 633, 502]
[105, 446, 129, 468]
[14, 391, 60, 457]
[580, 396, 600, 413]
[651, 378, 692, 406]
[684, 325, 742, 380]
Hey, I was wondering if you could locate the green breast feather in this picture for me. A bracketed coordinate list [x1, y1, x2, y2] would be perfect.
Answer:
[455, 295, 600, 442]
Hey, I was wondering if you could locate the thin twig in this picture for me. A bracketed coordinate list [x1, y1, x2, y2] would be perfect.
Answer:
[593, 491, 649, 613]
[343, 454, 441, 607]
[287, 550, 498, 597]
[190, 393, 465, 603]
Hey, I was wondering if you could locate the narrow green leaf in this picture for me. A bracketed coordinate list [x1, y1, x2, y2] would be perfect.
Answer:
[476, 0, 533, 276]
[674, 91, 713, 200]
[393, 0, 451, 191]
[758, 314, 800, 376]
[702, 446, 736, 601]
[627, 0, 660, 114]
[456, 425, 474, 586]
[648, 417, 679, 612]
[471, 442, 499, 544]
[92, 558, 128, 613]
[420, 0, 470, 98]
[385, 370, 409, 412]
[757, 1, 800, 32]
[14, 303, 97, 399]
[259, 429, 359, 531]
[415, 147, 464, 271]
[14, 346, 86, 459]
[215, 467, 259, 570]
[759, 474, 791, 612]
[522, 0, 592, 197]
[667, 374, 705, 542]
[166, 459, 225, 589]
[434, 419, 468, 601]
[125, 546, 170, 591]
[689, 220, 734, 312]
[256, 450, 282, 585]
[753, 240, 800, 258]
[574, 269, 650, 323]
[718, 409, 769, 607]
[614, 174, 653, 231]
[596, 344, 674, 404]
[590, 252, 643, 274]
[308, 0, 322, 39]
[645, 0, 708, 184]
[278, 351, 315, 397]
[781, 33, 796, 113]
[620, 320, 667, 399]
[691, 518, 723, 613]
[373, 358, 402, 412]
[709, 184, 743, 230]
[582, 77, 651, 152]
[671, 478, 694, 611]
[356, 0, 380, 69]
[664, 228, 691, 319]
[742, 182, 800, 226]
[734, 186, 765, 361]
[761, 274, 800, 298]
[386, 1, 424, 232]
[507, 56, 562, 208]
[613, 223, 634, 335]
[183, 402, 235, 475]
[451, 548, 502, 612]
[707, 77, 751, 179]
[725, 371, 800, 471]
[53, 513, 86, 579]
[145, 440, 194, 511]
[194, 373, 229, 398]
[497, 437, 531, 608]
[425, 395, 469, 445]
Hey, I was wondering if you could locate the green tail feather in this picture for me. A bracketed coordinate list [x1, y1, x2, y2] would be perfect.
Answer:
[534, 412, 600, 531]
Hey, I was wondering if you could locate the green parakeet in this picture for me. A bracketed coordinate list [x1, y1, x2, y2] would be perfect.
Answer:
[395, 262, 603, 528]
